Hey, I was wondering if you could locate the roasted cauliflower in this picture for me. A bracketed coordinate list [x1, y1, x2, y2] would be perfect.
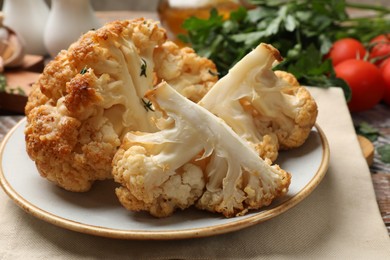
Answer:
[112, 82, 291, 218]
[24, 16, 315, 219]
[199, 43, 318, 162]
[24, 18, 217, 192]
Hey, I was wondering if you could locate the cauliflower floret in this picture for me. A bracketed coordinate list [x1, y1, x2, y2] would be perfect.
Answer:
[199, 43, 318, 161]
[112, 82, 291, 218]
[114, 145, 205, 217]
[274, 70, 300, 87]
[153, 41, 218, 102]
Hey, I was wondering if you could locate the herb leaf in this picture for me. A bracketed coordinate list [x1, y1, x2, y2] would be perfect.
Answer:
[140, 58, 147, 77]
[355, 122, 380, 142]
[180, 0, 390, 100]
[80, 66, 88, 75]
[377, 145, 390, 164]
[141, 98, 154, 112]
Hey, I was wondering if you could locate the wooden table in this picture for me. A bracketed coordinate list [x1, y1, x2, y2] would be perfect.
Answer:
[0, 10, 389, 237]
[351, 104, 390, 235]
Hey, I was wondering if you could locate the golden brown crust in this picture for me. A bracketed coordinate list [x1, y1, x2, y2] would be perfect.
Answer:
[25, 84, 49, 115]
[264, 43, 283, 62]
[25, 18, 167, 192]
[39, 19, 167, 103]
[274, 70, 300, 87]
[64, 73, 103, 113]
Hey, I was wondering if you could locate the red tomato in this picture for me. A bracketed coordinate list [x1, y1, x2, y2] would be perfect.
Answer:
[380, 59, 390, 105]
[380, 58, 390, 68]
[335, 59, 385, 112]
[327, 38, 366, 66]
[369, 34, 390, 66]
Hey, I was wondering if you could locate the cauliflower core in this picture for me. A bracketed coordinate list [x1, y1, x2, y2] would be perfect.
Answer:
[199, 43, 318, 162]
[112, 82, 291, 218]
[25, 19, 217, 192]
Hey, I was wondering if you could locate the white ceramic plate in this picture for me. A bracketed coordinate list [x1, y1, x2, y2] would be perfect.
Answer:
[0, 119, 329, 240]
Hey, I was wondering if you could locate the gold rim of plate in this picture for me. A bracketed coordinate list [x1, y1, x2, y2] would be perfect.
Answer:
[0, 118, 330, 240]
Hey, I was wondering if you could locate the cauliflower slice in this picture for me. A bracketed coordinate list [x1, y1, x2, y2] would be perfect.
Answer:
[112, 82, 291, 218]
[199, 43, 318, 161]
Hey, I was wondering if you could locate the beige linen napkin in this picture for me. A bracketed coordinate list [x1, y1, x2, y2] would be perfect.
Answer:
[1, 87, 390, 259]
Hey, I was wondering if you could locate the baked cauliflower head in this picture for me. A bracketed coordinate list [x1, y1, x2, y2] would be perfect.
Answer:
[199, 43, 318, 162]
[24, 18, 217, 192]
[112, 82, 291, 218]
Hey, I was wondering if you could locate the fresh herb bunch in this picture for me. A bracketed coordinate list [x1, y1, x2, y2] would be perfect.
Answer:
[179, 0, 390, 100]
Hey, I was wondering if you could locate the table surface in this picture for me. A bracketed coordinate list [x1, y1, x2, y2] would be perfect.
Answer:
[351, 104, 390, 236]
[0, 11, 389, 238]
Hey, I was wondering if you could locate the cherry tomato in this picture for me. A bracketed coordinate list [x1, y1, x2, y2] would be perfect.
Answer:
[380, 57, 390, 69]
[327, 38, 366, 66]
[380, 59, 390, 105]
[335, 59, 385, 112]
[369, 34, 390, 66]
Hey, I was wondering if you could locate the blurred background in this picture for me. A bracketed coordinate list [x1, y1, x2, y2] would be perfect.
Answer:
[72, 0, 160, 11]
[0, 0, 389, 10]
[0, 0, 159, 11]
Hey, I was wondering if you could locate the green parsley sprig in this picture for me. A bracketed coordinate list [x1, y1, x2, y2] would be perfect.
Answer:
[141, 98, 154, 112]
[179, 0, 390, 101]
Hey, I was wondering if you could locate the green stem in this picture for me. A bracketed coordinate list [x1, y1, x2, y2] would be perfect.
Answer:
[346, 2, 390, 14]
[347, 14, 388, 21]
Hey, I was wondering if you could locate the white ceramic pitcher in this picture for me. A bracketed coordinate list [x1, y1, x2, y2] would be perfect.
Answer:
[44, 0, 101, 57]
[2, 0, 49, 55]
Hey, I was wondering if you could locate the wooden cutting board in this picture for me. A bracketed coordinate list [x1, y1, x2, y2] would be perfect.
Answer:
[0, 55, 44, 114]
[357, 135, 375, 166]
